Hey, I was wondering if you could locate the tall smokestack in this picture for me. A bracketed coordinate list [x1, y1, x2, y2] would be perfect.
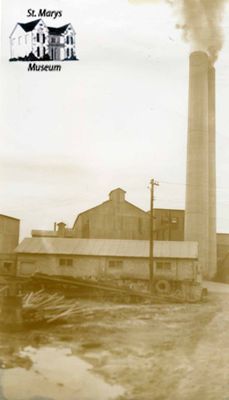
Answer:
[208, 65, 217, 277]
[185, 51, 210, 277]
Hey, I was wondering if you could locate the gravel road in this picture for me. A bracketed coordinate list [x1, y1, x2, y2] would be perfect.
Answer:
[0, 285, 229, 400]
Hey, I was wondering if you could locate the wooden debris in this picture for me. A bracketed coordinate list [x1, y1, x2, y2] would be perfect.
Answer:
[22, 291, 89, 325]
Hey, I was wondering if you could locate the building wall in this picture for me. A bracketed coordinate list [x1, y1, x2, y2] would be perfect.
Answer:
[10, 26, 32, 58]
[217, 233, 229, 272]
[154, 209, 185, 241]
[32, 21, 49, 59]
[0, 215, 20, 275]
[74, 202, 149, 240]
[73, 189, 150, 240]
[49, 34, 65, 61]
[17, 253, 197, 282]
[0, 216, 20, 254]
[63, 25, 75, 59]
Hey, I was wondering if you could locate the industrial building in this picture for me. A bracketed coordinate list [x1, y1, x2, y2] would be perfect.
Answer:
[28, 51, 219, 280]
[0, 214, 20, 275]
[15, 237, 198, 284]
[72, 188, 150, 240]
[29, 186, 229, 280]
[32, 188, 150, 240]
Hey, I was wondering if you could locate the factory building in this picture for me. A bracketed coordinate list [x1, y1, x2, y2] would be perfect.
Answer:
[15, 237, 198, 284]
[72, 188, 150, 240]
[29, 186, 229, 280]
[32, 188, 150, 240]
[153, 209, 184, 241]
[0, 214, 20, 275]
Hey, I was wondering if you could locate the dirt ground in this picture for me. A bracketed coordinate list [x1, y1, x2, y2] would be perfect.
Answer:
[1, 284, 229, 400]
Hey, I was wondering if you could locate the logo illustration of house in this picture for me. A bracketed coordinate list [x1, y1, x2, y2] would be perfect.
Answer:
[9, 19, 78, 61]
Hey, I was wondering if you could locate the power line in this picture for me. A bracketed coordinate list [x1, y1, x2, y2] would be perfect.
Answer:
[159, 179, 229, 192]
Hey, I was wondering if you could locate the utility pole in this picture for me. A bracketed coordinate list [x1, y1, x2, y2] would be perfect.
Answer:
[149, 178, 159, 293]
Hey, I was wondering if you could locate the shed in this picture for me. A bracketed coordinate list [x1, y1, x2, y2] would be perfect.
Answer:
[15, 238, 198, 281]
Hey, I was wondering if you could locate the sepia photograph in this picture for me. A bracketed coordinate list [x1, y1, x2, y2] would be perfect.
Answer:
[1, 0, 229, 399]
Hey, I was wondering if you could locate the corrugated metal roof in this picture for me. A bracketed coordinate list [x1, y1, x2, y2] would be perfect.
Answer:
[15, 238, 198, 259]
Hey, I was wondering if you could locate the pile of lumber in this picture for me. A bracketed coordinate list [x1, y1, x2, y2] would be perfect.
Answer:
[22, 290, 91, 324]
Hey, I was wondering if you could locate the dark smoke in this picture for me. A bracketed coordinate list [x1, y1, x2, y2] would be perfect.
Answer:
[129, 0, 226, 63]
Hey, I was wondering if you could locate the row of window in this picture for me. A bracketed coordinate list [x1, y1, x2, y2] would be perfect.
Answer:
[16, 35, 29, 45]
[66, 36, 74, 44]
[48, 36, 74, 44]
[36, 47, 74, 58]
[58, 259, 172, 271]
[58, 259, 124, 269]
[37, 33, 46, 43]
[59, 258, 73, 266]
[67, 48, 74, 57]
[15, 34, 74, 46]
[109, 261, 172, 271]
[37, 46, 46, 58]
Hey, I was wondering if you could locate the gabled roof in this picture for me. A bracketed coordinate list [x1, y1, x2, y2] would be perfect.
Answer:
[15, 238, 198, 259]
[48, 24, 72, 35]
[0, 214, 20, 221]
[18, 19, 42, 32]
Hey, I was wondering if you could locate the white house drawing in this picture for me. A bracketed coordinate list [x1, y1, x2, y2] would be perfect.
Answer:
[10, 19, 77, 61]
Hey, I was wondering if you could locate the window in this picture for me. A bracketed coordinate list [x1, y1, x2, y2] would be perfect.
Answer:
[43, 34, 45, 43]
[37, 47, 40, 57]
[3, 262, 13, 273]
[67, 48, 70, 58]
[70, 36, 73, 44]
[59, 258, 73, 267]
[156, 262, 172, 272]
[51, 37, 56, 44]
[71, 48, 74, 57]
[66, 36, 69, 44]
[43, 47, 46, 57]
[109, 260, 123, 269]
[37, 33, 40, 42]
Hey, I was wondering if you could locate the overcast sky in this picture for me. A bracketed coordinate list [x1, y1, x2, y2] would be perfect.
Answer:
[1, 0, 229, 239]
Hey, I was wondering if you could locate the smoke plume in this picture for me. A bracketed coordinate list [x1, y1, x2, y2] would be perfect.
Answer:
[129, 0, 226, 63]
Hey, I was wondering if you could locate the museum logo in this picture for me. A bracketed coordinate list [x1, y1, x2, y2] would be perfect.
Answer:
[9, 17, 78, 71]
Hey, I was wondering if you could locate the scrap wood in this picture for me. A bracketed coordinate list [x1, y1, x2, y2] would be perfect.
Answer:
[31, 274, 157, 300]
[46, 305, 78, 323]
[21, 290, 89, 324]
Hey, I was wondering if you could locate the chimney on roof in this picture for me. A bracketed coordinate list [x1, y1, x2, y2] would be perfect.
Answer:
[57, 222, 66, 237]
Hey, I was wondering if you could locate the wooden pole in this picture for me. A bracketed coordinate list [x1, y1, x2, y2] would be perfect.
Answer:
[149, 179, 159, 293]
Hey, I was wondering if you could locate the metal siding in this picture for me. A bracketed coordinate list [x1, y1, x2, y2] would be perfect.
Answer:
[15, 238, 198, 259]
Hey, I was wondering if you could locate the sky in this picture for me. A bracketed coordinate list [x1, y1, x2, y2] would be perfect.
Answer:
[1, 0, 229, 239]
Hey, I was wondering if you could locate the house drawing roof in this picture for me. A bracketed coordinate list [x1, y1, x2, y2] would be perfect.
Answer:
[18, 19, 42, 32]
[10, 20, 74, 37]
[15, 238, 198, 259]
[48, 24, 71, 35]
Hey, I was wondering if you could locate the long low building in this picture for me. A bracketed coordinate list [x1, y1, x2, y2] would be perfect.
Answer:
[15, 238, 199, 282]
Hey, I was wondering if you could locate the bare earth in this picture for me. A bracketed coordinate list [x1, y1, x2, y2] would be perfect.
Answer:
[1, 282, 229, 400]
